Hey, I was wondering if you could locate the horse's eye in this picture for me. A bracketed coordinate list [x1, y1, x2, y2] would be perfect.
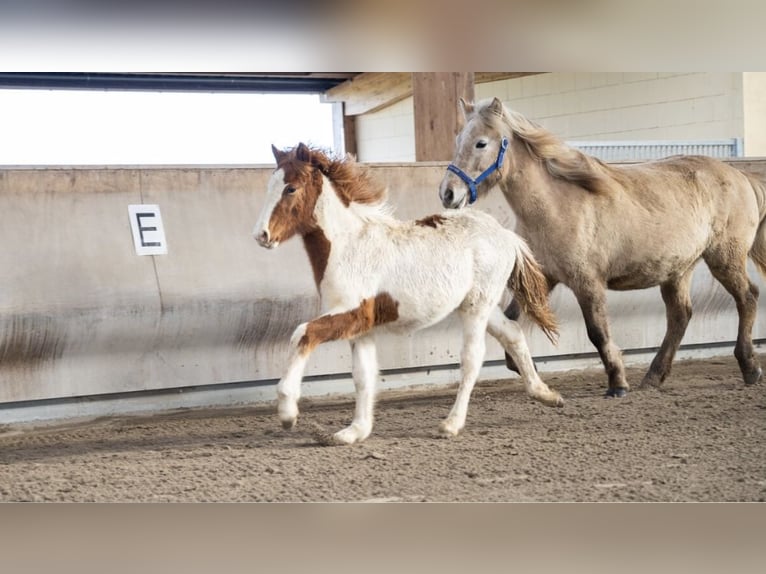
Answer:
[476, 141, 488, 149]
[283, 185, 297, 196]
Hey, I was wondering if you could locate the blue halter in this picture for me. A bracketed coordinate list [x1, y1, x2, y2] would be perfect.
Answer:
[446, 137, 509, 204]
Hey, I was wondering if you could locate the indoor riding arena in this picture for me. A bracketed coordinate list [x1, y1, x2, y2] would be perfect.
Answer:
[1, 73, 765, 502]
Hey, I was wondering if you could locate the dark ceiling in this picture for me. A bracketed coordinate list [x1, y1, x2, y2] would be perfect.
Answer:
[0, 72, 361, 93]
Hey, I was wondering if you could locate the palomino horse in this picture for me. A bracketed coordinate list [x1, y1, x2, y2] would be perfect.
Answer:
[440, 97, 766, 397]
[253, 143, 563, 444]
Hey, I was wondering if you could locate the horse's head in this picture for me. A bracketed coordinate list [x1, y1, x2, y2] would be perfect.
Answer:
[253, 142, 327, 249]
[440, 97, 510, 209]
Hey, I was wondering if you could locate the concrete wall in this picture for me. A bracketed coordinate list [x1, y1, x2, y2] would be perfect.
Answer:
[1, 161, 765, 423]
[356, 73, 751, 162]
[0, 163, 461, 412]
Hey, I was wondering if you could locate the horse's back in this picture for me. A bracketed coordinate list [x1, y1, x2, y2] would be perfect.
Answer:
[533, 154, 764, 287]
[602, 155, 759, 237]
[616, 155, 757, 207]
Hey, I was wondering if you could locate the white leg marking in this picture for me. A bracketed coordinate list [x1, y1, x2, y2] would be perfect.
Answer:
[277, 323, 309, 429]
[333, 337, 378, 445]
[440, 308, 489, 437]
[487, 308, 563, 407]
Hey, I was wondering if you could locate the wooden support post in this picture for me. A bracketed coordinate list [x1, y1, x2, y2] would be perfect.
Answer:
[413, 73, 475, 162]
[332, 102, 357, 157]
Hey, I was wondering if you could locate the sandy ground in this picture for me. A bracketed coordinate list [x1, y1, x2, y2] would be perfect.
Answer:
[0, 354, 764, 502]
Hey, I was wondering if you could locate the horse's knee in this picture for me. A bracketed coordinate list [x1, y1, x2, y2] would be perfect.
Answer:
[289, 322, 309, 347]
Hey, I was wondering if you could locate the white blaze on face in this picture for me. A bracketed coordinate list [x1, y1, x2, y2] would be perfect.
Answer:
[253, 167, 286, 245]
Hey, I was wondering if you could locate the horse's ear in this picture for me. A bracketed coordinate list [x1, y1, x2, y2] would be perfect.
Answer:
[296, 142, 311, 163]
[488, 97, 504, 116]
[271, 144, 286, 163]
[459, 98, 474, 118]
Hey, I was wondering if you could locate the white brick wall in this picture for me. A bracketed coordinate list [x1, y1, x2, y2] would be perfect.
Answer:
[476, 72, 743, 143]
[356, 97, 415, 162]
[743, 72, 766, 156]
[355, 73, 752, 162]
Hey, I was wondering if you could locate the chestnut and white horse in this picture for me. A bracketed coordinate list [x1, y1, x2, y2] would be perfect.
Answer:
[253, 143, 563, 445]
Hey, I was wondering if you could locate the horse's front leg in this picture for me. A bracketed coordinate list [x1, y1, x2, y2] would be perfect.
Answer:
[277, 295, 397, 439]
[503, 278, 557, 372]
[502, 298, 523, 372]
[574, 285, 629, 397]
[276, 322, 314, 430]
[332, 336, 378, 445]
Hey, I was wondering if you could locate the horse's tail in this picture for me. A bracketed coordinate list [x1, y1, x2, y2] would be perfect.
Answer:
[747, 172, 766, 277]
[508, 239, 559, 344]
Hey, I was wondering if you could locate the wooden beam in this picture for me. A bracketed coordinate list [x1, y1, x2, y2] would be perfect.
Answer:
[322, 72, 411, 116]
[323, 72, 543, 117]
[476, 72, 541, 83]
[332, 102, 357, 157]
[413, 73, 475, 162]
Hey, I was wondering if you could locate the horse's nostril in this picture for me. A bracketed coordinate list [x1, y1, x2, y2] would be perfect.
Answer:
[257, 230, 270, 244]
[443, 187, 454, 204]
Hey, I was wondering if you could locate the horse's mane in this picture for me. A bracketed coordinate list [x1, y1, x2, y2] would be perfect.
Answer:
[293, 144, 388, 207]
[477, 100, 612, 194]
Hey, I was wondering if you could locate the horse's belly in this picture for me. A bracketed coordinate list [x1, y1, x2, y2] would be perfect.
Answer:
[607, 275, 658, 291]
[606, 256, 696, 290]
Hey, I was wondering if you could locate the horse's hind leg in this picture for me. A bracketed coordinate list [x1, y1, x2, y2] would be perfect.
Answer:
[487, 307, 563, 407]
[574, 285, 629, 397]
[704, 250, 762, 385]
[502, 278, 557, 372]
[440, 307, 491, 437]
[640, 267, 696, 389]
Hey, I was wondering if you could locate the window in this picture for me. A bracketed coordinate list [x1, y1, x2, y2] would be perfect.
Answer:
[0, 89, 335, 165]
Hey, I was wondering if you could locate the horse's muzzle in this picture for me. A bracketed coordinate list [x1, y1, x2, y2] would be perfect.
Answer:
[439, 182, 467, 210]
[254, 229, 276, 249]
[441, 186, 454, 206]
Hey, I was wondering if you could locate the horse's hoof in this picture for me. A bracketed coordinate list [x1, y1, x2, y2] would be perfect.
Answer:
[536, 393, 565, 408]
[438, 421, 461, 438]
[639, 373, 662, 390]
[744, 367, 762, 386]
[309, 423, 344, 446]
[280, 418, 297, 430]
[605, 388, 628, 398]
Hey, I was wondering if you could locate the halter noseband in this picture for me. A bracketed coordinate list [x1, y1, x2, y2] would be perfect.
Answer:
[446, 137, 509, 204]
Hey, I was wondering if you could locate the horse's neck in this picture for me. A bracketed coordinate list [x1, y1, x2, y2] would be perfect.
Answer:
[312, 186, 394, 248]
[313, 186, 365, 240]
[500, 139, 560, 222]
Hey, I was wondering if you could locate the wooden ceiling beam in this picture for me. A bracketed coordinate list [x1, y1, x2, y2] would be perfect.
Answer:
[323, 72, 542, 116]
[322, 72, 412, 116]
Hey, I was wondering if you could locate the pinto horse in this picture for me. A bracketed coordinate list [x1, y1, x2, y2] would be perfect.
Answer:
[440, 97, 766, 397]
[253, 143, 563, 445]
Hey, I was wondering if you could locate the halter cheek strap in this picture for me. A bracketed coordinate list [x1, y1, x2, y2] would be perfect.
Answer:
[446, 137, 509, 204]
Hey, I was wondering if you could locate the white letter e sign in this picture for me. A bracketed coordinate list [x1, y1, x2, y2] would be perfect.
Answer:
[128, 204, 168, 256]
